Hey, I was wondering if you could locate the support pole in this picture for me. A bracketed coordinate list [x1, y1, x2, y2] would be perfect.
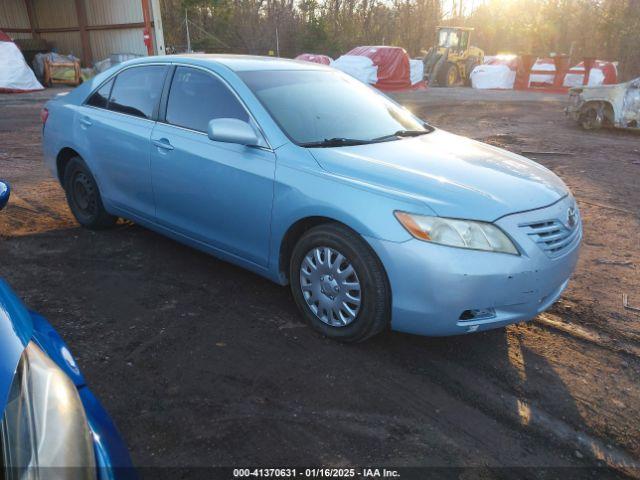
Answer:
[74, 0, 93, 66]
[185, 10, 191, 53]
[141, 0, 154, 55]
[583, 57, 596, 86]
[23, 0, 39, 38]
[553, 54, 570, 88]
[150, 0, 165, 55]
[516, 53, 535, 90]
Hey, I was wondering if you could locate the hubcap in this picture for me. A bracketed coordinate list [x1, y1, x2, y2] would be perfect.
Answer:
[72, 172, 97, 215]
[299, 246, 361, 327]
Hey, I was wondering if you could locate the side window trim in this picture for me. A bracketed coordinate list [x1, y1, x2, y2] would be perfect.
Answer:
[158, 65, 177, 123]
[84, 64, 170, 122]
[84, 77, 115, 110]
[159, 64, 272, 150]
[109, 64, 169, 121]
[152, 66, 172, 120]
[104, 80, 114, 109]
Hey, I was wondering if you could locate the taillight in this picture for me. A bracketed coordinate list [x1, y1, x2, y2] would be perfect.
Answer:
[40, 108, 49, 125]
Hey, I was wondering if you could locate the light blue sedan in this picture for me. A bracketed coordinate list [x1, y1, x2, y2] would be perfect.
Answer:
[42, 55, 581, 342]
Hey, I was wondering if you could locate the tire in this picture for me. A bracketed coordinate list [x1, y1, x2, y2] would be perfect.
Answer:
[63, 156, 117, 229]
[289, 223, 390, 343]
[464, 58, 479, 86]
[438, 62, 459, 87]
[423, 51, 441, 83]
[579, 105, 603, 130]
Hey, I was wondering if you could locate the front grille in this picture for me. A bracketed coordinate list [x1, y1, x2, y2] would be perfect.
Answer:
[519, 216, 581, 258]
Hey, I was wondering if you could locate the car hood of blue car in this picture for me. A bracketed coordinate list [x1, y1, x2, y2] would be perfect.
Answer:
[309, 129, 569, 221]
[0, 280, 32, 414]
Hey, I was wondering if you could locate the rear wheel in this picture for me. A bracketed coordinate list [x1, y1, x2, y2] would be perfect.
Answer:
[289, 224, 390, 343]
[63, 156, 117, 229]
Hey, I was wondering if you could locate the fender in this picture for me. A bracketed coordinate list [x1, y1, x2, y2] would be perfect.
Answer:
[0, 280, 32, 413]
[267, 144, 430, 282]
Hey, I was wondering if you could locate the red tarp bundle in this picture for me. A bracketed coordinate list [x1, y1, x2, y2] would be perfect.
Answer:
[485, 55, 518, 70]
[0, 30, 12, 42]
[295, 53, 332, 65]
[565, 60, 618, 85]
[530, 57, 618, 88]
[345, 46, 419, 91]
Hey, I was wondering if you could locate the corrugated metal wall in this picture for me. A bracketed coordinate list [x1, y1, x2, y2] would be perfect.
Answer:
[29, 0, 73, 55]
[0, 0, 163, 63]
[0, 0, 30, 30]
[85, 0, 148, 57]
[91, 29, 147, 58]
[86, 0, 143, 25]
[33, 0, 78, 28]
[8, 32, 33, 40]
[41, 32, 84, 58]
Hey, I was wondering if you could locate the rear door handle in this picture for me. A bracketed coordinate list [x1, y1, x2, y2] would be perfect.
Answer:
[79, 117, 92, 128]
[152, 138, 174, 151]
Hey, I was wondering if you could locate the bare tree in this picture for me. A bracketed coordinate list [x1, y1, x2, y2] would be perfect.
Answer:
[158, 0, 640, 77]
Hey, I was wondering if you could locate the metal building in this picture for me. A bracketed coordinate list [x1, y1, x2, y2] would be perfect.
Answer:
[0, 0, 165, 65]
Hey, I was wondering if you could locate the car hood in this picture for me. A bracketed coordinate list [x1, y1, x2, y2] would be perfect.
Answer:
[0, 280, 32, 414]
[309, 129, 569, 220]
[570, 82, 631, 100]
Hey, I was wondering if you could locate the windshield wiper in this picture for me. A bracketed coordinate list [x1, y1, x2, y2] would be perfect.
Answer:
[371, 129, 431, 143]
[300, 137, 372, 148]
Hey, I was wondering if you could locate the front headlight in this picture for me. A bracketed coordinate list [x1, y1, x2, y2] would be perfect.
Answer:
[1, 343, 96, 479]
[395, 211, 519, 255]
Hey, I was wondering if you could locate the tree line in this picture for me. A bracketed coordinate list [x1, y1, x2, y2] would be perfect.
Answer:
[159, 0, 640, 80]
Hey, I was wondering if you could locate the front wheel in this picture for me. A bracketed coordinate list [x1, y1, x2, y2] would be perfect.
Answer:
[289, 224, 390, 343]
[438, 63, 459, 87]
[579, 105, 603, 130]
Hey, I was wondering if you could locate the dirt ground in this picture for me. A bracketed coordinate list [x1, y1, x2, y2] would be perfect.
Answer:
[0, 87, 638, 478]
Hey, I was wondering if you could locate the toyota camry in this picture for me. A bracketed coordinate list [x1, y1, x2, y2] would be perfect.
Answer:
[41, 55, 582, 342]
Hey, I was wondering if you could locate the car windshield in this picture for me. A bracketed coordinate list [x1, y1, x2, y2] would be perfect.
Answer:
[238, 70, 429, 147]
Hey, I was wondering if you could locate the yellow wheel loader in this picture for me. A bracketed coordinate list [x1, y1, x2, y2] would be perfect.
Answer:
[423, 27, 484, 87]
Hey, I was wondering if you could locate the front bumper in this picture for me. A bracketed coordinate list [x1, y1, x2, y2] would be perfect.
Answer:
[565, 92, 583, 121]
[565, 104, 581, 121]
[366, 196, 581, 336]
[80, 386, 136, 480]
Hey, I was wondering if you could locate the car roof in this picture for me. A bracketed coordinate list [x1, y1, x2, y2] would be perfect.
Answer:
[129, 54, 331, 72]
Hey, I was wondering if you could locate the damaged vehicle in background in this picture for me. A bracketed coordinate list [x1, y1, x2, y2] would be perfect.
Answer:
[0, 181, 134, 479]
[567, 76, 640, 130]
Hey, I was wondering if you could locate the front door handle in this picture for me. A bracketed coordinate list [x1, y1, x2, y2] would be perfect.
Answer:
[79, 117, 92, 128]
[153, 138, 174, 151]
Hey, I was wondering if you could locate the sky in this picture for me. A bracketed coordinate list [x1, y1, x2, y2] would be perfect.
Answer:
[441, 0, 489, 18]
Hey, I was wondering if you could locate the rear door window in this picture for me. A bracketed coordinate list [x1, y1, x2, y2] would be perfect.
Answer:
[108, 65, 167, 119]
[86, 78, 113, 109]
[165, 66, 249, 133]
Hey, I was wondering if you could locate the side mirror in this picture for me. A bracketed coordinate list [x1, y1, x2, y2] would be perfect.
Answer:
[0, 181, 10, 211]
[207, 118, 259, 146]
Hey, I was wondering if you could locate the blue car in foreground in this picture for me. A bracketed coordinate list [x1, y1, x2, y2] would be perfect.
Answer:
[0, 182, 133, 479]
[41, 55, 581, 342]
